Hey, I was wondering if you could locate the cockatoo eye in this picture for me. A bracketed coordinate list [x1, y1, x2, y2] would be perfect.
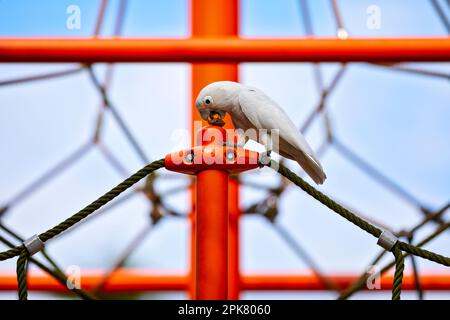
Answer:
[203, 96, 213, 106]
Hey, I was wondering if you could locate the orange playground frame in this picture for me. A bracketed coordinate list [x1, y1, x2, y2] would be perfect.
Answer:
[0, 0, 449, 299]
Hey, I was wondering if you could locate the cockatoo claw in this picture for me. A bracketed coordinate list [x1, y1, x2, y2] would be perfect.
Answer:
[259, 151, 272, 167]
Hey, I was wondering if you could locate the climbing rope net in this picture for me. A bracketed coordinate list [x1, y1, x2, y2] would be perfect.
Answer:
[0, 0, 449, 300]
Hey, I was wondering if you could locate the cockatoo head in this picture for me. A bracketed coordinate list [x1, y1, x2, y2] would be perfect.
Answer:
[195, 81, 242, 121]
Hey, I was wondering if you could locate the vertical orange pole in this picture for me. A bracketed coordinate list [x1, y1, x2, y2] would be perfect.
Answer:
[190, 0, 240, 299]
[196, 169, 229, 299]
[227, 178, 240, 300]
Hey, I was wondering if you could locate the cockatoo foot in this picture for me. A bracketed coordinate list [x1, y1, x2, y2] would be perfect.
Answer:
[259, 151, 272, 167]
[222, 142, 245, 148]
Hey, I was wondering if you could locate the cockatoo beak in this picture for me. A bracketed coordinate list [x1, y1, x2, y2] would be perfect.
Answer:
[199, 110, 210, 120]
[198, 108, 226, 121]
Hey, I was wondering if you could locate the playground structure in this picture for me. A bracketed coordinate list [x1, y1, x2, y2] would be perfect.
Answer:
[0, 0, 449, 300]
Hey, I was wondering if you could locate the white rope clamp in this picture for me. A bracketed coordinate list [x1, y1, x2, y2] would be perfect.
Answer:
[23, 235, 45, 256]
[377, 230, 398, 251]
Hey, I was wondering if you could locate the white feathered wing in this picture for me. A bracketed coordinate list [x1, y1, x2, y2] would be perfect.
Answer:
[238, 87, 327, 184]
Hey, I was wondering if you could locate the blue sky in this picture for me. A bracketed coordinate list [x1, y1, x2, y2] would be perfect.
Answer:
[0, 0, 449, 300]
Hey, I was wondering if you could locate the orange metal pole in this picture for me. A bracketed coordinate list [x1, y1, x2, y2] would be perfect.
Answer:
[1, 38, 450, 62]
[196, 169, 229, 299]
[2, 271, 450, 292]
[191, 0, 239, 300]
[164, 123, 259, 300]
[228, 178, 240, 300]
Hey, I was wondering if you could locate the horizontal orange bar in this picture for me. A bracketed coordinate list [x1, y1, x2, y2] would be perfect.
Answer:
[240, 273, 450, 291]
[0, 37, 449, 62]
[0, 269, 189, 292]
[1, 269, 450, 292]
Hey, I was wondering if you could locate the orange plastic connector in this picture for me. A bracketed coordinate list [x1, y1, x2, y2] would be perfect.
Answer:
[165, 125, 260, 175]
[165, 125, 259, 300]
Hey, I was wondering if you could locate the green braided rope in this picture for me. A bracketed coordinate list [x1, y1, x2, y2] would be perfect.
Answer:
[392, 246, 404, 300]
[338, 222, 450, 300]
[272, 161, 382, 238]
[0, 158, 165, 300]
[269, 160, 450, 267]
[0, 234, 95, 300]
[16, 248, 28, 300]
[39, 158, 165, 242]
[2, 155, 448, 301]
[398, 241, 450, 267]
[0, 246, 22, 261]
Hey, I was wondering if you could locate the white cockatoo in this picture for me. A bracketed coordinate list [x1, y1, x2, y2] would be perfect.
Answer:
[195, 81, 327, 184]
